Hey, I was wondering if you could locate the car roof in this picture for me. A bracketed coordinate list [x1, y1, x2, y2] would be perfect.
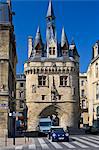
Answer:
[39, 118, 51, 122]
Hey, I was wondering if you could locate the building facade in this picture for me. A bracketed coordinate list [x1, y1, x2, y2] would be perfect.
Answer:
[0, 0, 17, 136]
[79, 73, 89, 127]
[24, 1, 80, 131]
[87, 40, 99, 126]
[16, 74, 26, 113]
[16, 74, 27, 129]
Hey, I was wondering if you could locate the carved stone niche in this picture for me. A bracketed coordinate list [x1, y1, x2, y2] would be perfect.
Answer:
[51, 62, 56, 67]
[32, 85, 36, 93]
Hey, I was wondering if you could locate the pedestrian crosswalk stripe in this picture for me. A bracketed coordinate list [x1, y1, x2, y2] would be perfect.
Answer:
[72, 137, 99, 148]
[81, 137, 99, 144]
[62, 142, 75, 148]
[38, 138, 49, 149]
[28, 144, 36, 149]
[15, 145, 23, 150]
[88, 136, 99, 141]
[72, 141, 89, 148]
[28, 138, 36, 149]
[95, 136, 99, 139]
[49, 140, 63, 149]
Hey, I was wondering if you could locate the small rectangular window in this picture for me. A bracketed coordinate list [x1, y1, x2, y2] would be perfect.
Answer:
[38, 76, 46, 86]
[81, 89, 84, 97]
[42, 95, 45, 100]
[60, 76, 67, 86]
[81, 80, 84, 86]
[58, 95, 61, 100]
[20, 83, 24, 87]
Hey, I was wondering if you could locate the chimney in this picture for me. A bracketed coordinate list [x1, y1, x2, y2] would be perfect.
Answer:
[28, 36, 33, 58]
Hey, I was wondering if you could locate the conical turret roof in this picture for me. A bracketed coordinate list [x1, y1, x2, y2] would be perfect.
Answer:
[34, 26, 43, 48]
[61, 27, 69, 48]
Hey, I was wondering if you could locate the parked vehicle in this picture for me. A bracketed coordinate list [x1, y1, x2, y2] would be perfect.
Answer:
[38, 118, 52, 134]
[49, 127, 69, 142]
[85, 126, 99, 134]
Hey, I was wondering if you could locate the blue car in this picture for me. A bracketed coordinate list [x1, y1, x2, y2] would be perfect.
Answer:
[49, 127, 69, 142]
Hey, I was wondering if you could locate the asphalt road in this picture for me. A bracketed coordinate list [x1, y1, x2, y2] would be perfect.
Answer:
[1, 135, 99, 150]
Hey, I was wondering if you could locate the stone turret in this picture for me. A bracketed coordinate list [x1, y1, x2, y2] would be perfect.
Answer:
[92, 40, 99, 59]
[69, 39, 79, 63]
[28, 36, 33, 58]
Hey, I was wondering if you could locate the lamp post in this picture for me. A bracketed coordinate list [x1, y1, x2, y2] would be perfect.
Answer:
[12, 111, 16, 145]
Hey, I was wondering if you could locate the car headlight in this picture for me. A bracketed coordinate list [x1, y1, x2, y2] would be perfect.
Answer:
[65, 133, 69, 136]
[52, 133, 56, 137]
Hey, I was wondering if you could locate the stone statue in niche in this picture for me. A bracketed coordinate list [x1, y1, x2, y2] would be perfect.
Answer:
[32, 85, 36, 93]
[0, 84, 5, 91]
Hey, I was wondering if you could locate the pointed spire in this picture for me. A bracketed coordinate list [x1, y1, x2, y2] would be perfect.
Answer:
[34, 26, 42, 48]
[46, 0, 55, 20]
[61, 27, 69, 48]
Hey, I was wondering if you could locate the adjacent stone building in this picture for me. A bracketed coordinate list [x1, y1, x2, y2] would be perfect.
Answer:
[79, 73, 88, 127]
[24, 1, 80, 131]
[87, 40, 99, 126]
[16, 74, 27, 129]
[16, 74, 26, 113]
[0, 0, 17, 136]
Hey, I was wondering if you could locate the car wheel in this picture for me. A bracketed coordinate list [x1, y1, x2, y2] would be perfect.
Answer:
[51, 137, 55, 142]
[67, 138, 69, 142]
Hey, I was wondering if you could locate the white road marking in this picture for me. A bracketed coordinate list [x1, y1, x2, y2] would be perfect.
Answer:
[88, 136, 99, 141]
[28, 138, 36, 149]
[38, 138, 49, 149]
[95, 135, 99, 139]
[28, 144, 36, 149]
[81, 136, 99, 144]
[72, 137, 99, 148]
[49, 140, 63, 149]
[62, 142, 75, 148]
[15, 145, 23, 150]
[72, 141, 89, 148]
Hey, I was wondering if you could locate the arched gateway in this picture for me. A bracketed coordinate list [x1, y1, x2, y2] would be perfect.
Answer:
[24, 0, 80, 132]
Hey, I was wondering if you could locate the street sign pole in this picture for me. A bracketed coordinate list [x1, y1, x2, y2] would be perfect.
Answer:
[12, 112, 16, 145]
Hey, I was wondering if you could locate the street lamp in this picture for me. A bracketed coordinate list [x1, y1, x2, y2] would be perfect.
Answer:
[9, 111, 16, 145]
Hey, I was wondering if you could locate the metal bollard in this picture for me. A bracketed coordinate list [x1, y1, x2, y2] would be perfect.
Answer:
[25, 136, 26, 144]
[28, 137, 29, 142]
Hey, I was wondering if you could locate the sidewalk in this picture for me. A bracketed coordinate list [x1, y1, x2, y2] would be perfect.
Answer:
[0, 137, 33, 149]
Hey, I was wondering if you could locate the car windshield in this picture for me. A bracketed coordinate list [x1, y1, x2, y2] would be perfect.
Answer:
[39, 122, 51, 126]
[52, 128, 64, 133]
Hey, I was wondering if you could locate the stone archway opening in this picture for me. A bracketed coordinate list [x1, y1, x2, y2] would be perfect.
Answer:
[38, 105, 62, 127]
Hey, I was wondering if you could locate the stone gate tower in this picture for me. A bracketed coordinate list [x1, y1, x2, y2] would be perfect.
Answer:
[24, 0, 80, 131]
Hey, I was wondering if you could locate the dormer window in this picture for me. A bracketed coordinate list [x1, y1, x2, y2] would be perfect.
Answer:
[49, 47, 55, 55]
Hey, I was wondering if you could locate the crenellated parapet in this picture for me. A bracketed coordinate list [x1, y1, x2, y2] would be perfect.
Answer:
[24, 61, 79, 75]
